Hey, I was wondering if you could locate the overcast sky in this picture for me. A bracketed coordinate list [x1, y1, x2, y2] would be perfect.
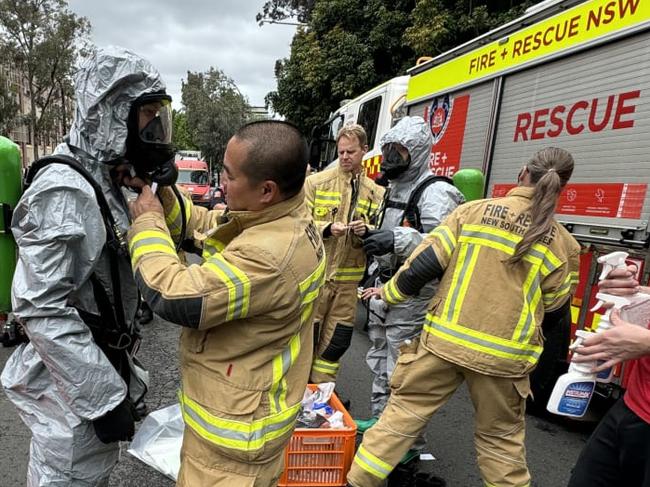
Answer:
[68, 0, 298, 111]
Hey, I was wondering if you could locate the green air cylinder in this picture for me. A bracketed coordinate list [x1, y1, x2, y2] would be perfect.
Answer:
[453, 168, 485, 202]
[0, 136, 22, 314]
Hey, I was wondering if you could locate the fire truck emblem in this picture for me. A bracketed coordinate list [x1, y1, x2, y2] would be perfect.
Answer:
[428, 94, 452, 145]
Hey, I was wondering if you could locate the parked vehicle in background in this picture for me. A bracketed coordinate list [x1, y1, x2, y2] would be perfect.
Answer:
[175, 158, 214, 208]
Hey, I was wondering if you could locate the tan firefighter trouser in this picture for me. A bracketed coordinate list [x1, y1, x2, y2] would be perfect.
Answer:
[347, 340, 531, 487]
[177, 427, 285, 487]
[310, 280, 358, 383]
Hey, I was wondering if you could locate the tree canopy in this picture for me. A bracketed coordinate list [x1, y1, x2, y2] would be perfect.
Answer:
[262, 0, 538, 134]
[0, 0, 90, 158]
[181, 68, 250, 171]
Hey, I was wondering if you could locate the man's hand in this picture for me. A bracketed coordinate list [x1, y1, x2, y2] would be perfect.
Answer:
[348, 220, 368, 237]
[361, 287, 382, 301]
[573, 309, 650, 371]
[129, 185, 163, 220]
[599, 265, 639, 296]
[330, 222, 347, 238]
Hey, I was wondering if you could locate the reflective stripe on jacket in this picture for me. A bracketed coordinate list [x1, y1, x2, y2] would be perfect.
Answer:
[127, 191, 326, 462]
[304, 166, 385, 284]
[384, 186, 580, 377]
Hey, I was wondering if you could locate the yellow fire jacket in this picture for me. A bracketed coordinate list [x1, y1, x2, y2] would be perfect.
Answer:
[383, 187, 581, 378]
[127, 190, 326, 463]
[304, 166, 385, 284]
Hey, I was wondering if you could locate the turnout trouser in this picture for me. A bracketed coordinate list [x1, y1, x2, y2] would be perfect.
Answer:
[177, 427, 285, 487]
[347, 340, 531, 487]
[310, 281, 357, 383]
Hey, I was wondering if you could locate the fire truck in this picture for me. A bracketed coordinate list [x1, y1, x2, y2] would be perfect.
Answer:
[313, 0, 650, 411]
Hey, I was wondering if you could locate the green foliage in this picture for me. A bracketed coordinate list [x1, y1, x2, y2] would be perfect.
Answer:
[405, 0, 536, 56]
[256, 0, 315, 23]
[265, 0, 539, 134]
[181, 68, 250, 170]
[172, 109, 198, 151]
[0, 0, 90, 158]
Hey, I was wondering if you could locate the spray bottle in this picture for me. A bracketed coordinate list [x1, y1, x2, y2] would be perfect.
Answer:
[546, 330, 597, 417]
[590, 251, 650, 383]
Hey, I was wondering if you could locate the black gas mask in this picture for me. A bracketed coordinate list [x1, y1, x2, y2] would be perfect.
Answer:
[125, 92, 177, 186]
[381, 143, 411, 180]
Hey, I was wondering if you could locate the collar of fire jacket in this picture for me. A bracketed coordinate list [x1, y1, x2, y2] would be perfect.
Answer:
[224, 189, 306, 230]
[337, 164, 361, 182]
[506, 186, 535, 199]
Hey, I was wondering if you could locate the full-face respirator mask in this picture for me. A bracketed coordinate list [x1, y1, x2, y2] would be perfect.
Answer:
[125, 92, 177, 186]
[380, 143, 411, 181]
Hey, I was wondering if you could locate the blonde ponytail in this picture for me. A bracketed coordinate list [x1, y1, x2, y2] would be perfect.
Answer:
[509, 147, 574, 264]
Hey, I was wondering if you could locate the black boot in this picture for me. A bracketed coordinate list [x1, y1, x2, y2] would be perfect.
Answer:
[387, 459, 418, 487]
[415, 471, 447, 487]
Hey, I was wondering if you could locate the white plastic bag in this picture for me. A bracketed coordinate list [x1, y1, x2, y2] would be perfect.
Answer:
[127, 403, 184, 480]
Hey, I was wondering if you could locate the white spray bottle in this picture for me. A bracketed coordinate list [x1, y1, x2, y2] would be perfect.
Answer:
[546, 330, 597, 418]
[591, 251, 650, 383]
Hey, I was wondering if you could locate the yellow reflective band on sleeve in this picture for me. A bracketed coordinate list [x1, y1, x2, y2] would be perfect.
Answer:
[430, 225, 457, 258]
[513, 267, 541, 343]
[269, 333, 301, 414]
[204, 254, 251, 321]
[334, 266, 365, 282]
[424, 314, 543, 365]
[201, 236, 226, 260]
[179, 391, 301, 453]
[312, 358, 340, 375]
[543, 271, 578, 306]
[354, 445, 393, 480]
[129, 230, 177, 264]
[443, 243, 480, 323]
[299, 256, 326, 306]
[166, 195, 192, 238]
[383, 277, 406, 305]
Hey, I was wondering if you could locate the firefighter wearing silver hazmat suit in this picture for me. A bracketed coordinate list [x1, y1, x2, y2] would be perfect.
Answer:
[0, 46, 174, 486]
[358, 116, 465, 432]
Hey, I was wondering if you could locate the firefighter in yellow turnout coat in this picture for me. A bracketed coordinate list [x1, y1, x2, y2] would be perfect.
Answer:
[305, 124, 385, 383]
[128, 121, 326, 486]
[349, 147, 581, 487]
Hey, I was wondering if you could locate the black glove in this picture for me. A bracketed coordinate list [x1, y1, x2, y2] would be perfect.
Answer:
[93, 398, 137, 444]
[363, 229, 394, 256]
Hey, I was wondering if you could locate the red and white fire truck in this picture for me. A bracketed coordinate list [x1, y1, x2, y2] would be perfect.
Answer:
[314, 0, 650, 410]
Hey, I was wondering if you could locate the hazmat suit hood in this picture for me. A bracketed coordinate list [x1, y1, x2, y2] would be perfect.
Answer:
[379, 116, 432, 189]
[67, 45, 167, 164]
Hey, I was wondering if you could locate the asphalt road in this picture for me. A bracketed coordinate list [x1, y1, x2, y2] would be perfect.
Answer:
[0, 317, 595, 487]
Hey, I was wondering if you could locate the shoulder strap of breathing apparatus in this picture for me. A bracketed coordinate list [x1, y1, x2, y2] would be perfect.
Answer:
[24, 154, 134, 362]
[381, 175, 453, 233]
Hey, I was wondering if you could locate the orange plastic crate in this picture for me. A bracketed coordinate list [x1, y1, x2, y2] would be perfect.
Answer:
[278, 385, 357, 486]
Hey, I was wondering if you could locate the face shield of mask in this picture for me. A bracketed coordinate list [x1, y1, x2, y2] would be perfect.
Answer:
[126, 94, 177, 186]
[138, 100, 172, 145]
[381, 143, 410, 180]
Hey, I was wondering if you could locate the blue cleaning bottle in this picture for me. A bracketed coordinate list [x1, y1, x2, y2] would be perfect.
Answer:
[546, 330, 597, 418]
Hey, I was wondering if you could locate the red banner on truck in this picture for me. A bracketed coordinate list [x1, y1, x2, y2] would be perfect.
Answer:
[492, 182, 647, 219]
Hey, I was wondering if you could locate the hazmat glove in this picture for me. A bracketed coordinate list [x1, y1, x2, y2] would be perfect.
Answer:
[363, 229, 394, 256]
[93, 397, 137, 444]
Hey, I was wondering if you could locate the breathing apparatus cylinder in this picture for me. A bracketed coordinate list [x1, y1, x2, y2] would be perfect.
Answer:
[453, 168, 485, 202]
[0, 136, 22, 316]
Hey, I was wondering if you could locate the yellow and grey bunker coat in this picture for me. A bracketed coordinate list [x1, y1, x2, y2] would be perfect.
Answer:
[304, 167, 384, 380]
[383, 186, 580, 378]
[127, 190, 326, 463]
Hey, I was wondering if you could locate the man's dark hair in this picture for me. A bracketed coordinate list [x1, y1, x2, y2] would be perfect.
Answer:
[234, 120, 308, 199]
